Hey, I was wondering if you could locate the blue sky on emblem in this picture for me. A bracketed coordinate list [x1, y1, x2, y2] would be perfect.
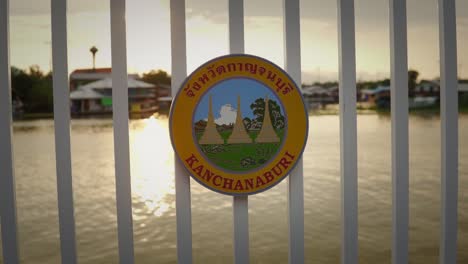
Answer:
[193, 78, 284, 125]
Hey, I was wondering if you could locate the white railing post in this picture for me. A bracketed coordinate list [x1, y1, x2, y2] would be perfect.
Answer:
[0, 0, 20, 262]
[170, 0, 193, 263]
[337, 0, 358, 263]
[283, 0, 305, 263]
[438, 0, 459, 263]
[51, 0, 78, 262]
[229, 0, 249, 264]
[110, 0, 135, 263]
[389, 1, 409, 263]
[228, 1, 250, 264]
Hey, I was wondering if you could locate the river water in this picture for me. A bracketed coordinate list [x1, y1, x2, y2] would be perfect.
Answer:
[0, 115, 467, 263]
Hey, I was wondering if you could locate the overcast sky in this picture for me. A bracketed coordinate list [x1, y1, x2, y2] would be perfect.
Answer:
[7, 0, 468, 82]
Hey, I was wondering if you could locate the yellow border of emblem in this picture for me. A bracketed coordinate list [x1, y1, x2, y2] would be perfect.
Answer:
[170, 54, 308, 195]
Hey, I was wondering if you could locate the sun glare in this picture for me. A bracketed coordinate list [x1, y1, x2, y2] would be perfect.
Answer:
[130, 116, 175, 217]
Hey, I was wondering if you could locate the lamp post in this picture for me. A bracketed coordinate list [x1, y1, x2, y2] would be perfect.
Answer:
[90, 46, 98, 70]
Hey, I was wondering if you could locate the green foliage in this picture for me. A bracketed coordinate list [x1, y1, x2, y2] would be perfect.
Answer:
[11, 65, 53, 113]
[200, 142, 281, 171]
[460, 93, 468, 107]
[310, 81, 338, 88]
[141, 69, 171, 86]
[408, 69, 419, 97]
[249, 98, 285, 130]
[250, 98, 265, 122]
[243, 117, 252, 131]
[356, 79, 390, 90]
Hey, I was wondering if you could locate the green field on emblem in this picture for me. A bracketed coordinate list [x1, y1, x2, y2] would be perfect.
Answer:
[195, 130, 284, 171]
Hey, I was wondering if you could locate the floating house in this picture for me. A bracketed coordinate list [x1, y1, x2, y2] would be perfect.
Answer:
[69, 67, 139, 91]
[70, 77, 158, 115]
[359, 85, 390, 108]
[302, 85, 338, 109]
[415, 80, 440, 97]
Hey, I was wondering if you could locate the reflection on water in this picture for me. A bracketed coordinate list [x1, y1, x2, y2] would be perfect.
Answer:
[0, 115, 467, 264]
[130, 117, 174, 218]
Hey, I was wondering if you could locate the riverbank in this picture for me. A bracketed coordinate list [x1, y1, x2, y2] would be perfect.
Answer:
[308, 102, 468, 115]
[13, 105, 468, 121]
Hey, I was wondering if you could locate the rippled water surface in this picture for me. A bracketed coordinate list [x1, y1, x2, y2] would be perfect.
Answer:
[0, 115, 467, 263]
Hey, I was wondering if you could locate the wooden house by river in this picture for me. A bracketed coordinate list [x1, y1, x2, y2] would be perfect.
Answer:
[70, 77, 160, 115]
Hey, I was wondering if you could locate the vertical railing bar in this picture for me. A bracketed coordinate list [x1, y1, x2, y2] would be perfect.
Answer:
[170, 0, 193, 263]
[389, 1, 409, 263]
[51, 0, 78, 263]
[228, 1, 250, 264]
[438, 0, 458, 263]
[0, 0, 20, 263]
[283, 0, 305, 263]
[110, 0, 135, 263]
[337, 0, 358, 263]
[229, 0, 245, 54]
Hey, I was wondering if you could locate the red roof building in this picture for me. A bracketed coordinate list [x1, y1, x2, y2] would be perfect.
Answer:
[69, 68, 138, 91]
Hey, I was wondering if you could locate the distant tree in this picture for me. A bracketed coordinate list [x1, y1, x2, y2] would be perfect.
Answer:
[11, 66, 33, 100]
[460, 93, 468, 107]
[313, 81, 339, 89]
[11, 65, 53, 113]
[28, 71, 53, 113]
[141, 69, 171, 85]
[378, 78, 390, 87]
[408, 70, 419, 97]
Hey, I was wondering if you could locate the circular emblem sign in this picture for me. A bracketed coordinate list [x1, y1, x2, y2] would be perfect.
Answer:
[170, 54, 308, 195]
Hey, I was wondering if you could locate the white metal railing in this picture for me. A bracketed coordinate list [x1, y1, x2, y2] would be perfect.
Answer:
[51, 0, 77, 263]
[438, 0, 459, 263]
[337, 0, 359, 262]
[0, 0, 19, 263]
[0, 0, 460, 264]
[110, 0, 135, 263]
[283, 1, 305, 263]
[389, 0, 409, 263]
[170, 0, 193, 263]
[228, 1, 250, 264]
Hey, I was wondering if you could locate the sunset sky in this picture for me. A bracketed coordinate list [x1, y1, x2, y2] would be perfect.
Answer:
[7, 0, 468, 83]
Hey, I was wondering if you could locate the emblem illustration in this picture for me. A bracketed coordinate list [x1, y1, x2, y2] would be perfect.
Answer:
[170, 54, 308, 195]
[194, 78, 286, 172]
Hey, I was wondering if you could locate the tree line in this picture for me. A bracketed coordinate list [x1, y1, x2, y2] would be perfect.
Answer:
[10, 65, 172, 114]
[11, 65, 466, 114]
[11, 66, 53, 113]
[303, 70, 421, 96]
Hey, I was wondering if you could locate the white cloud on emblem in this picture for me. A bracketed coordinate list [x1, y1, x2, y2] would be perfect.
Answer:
[215, 104, 237, 125]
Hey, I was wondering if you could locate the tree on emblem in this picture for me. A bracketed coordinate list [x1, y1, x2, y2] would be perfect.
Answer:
[250, 98, 285, 130]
